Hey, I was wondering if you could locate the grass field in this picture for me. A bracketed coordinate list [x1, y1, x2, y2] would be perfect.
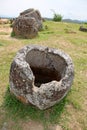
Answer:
[0, 21, 87, 130]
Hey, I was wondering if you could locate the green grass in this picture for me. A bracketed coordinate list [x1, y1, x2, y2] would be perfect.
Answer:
[0, 21, 87, 130]
[4, 87, 67, 122]
[3, 86, 68, 130]
[0, 43, 3, 46]
[11, 31, 16, 37]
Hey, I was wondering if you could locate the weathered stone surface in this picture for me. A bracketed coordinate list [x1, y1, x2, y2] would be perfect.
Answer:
[13, 16, 38, 38]
[9, 45, 74, 110]
[79, 26, 87, 32]
[12, 8, 43, 38]
[20, 8, 43, 31]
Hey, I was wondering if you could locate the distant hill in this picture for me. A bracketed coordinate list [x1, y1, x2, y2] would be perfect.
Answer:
[0, 15, 16, 19]
[62, 19, 84, 24]
[0, 15, 86, 24]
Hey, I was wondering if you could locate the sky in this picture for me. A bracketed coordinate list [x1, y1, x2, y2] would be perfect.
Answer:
[0, 0, 87, 20]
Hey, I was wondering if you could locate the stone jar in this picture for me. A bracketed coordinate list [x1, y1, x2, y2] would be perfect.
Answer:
[20, 8, 43, 31]
[9, 45, 74, 110]
[13, 16, 38, 39]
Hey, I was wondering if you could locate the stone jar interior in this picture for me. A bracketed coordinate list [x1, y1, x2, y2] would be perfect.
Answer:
[26, 49, 67, 87]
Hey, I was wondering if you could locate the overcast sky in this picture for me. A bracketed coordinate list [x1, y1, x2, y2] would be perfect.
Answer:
[0, 0, 87, 20]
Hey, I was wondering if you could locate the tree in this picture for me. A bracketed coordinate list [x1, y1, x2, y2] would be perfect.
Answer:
[51, 9, 62, 22]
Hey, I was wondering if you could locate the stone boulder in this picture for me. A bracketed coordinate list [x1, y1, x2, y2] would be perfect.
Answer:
[79, 26, 87, 32]
[20, 8, 43, 31]
[12, 16, 38, 38]
[12, 8, 43, 38]
[9, 45, 74, 110]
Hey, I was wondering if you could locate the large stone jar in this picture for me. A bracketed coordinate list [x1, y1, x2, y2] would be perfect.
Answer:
[20, 8, 43, 31]
[9, 45, 74, 110]
[12, 17, 38, 39]
[12, 8, 43, 38]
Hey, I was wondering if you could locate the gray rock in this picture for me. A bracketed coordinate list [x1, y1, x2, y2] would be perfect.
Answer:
[20, 8, 43, 31]
[12, 8, 43, 38]
[9, 45, 74, 110]
[13, 16, 38, 38]
[79, 26, 87, 32]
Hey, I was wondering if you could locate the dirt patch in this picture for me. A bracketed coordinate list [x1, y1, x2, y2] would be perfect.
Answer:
[48, 125, 63, 130]
[68, 121, 82, 130]
[22, 120, 63, 130]
[22, 120, 44, 130]
[65, 104, 82, 130]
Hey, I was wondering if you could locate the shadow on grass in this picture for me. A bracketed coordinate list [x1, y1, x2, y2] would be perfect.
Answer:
[3, 86, 67, 124]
